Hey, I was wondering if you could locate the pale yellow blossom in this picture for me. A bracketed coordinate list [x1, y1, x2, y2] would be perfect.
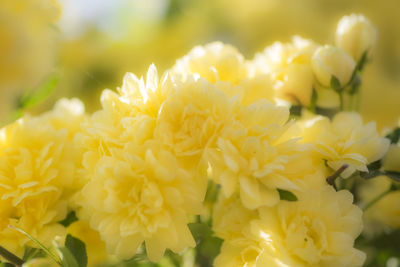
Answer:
[207, 100, 314, 209]
[215, 181, 365, 267]
[300, 112, 390, 178]
[0, 99, 84, 255]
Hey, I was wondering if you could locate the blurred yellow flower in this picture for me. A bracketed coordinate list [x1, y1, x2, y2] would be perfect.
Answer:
[0, 98, 84, 256]
[171, 42, 247, 85]
[0, 0, 60, 121]
[300, 112, 390, 178]
[335, 14, 377, 62]
[252, 36, 319, 106]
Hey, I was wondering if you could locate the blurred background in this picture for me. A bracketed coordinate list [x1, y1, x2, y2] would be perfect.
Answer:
[1, 0, 399, 129]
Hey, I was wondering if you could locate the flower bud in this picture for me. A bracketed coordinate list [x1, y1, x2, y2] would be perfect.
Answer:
[335, 14, 377, 62]
[311, 45, 356, 88]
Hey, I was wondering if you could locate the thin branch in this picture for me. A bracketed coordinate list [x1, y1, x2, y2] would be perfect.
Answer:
[326, 164, 349, 189]
[0, 246, 25, 267]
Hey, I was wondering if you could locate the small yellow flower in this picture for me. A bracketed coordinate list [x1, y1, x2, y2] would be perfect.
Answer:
[0, 99, 84, 256]
[335, 14, 377, 62]
[311, 45, 356, 88]
[300, 112, 390, 178]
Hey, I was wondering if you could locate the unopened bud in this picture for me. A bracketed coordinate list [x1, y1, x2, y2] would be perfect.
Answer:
[335, 14, 377, 62]
[311, 45, 356, 88]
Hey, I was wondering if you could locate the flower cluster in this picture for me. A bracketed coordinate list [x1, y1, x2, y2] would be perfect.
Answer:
[1, 12, 398, 267]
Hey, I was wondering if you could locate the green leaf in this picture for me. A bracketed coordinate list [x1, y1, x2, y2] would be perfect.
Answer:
[348, 74, 361, 95]
[55, 247, 79, 267]
[0, 262, 14, 267]
[278, 189, 298, 201]
[330, 75, 341, 91]
[357, 50, 369, 71]
[386, 127, 400, 144]
[23, 246, 46, 261]
[308, 88, 318, 114]
[19, 74, 58, 110]
[360, 169, 400, 182]
[385, 171, 400, 182]
[59, 212, 78, 227]
[8, 225, 61, 265]
[289, 105, 302, 117]
[65, 235, 87, 267]
[188, 223, 223, 267]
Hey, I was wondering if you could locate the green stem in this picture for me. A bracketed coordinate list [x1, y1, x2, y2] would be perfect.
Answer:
[363, 186, 393, 211]
[0, 246, 25, 266]
[339, 92, 344, 111]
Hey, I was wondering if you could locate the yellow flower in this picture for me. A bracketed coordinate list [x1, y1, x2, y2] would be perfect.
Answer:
[67, 221, 109, 267]
[213, 194, 258, 241]
[311, 45, 356, 88]
[207, 100, 314, 209]
[0, 99, 84, 255]
[76, 140, 203, 262]
[75, 66, 209, 262]
[335, 14, 377, 62]
[154, 77, 238, 157]
[300, 112, 390, 178]
[252, 36, 319, 106]
[215, 181, 365, 267]
[171, 42, 247, 85]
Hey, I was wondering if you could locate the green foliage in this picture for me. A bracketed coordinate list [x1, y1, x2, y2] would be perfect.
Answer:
[330, 75, 341, 91]
[65, 235, 87, 267]
[386, 127, 400, 144]
[357, 50, 369, 72]
[360, 160, 400, 182]
[0, 246, 24, 267]
[18, 75, 58, 110]
[59, 212, 78, 228]
[357, 229, 400, 267]
[55, 246, 79, 267]
[23, 247, 46, 262]
[308, 88, 318, 113]
[189, 223, 223, 267]
[0, 262, 15, 267]
[9, 225, 61, 265]
[277, 189, 298, 201]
